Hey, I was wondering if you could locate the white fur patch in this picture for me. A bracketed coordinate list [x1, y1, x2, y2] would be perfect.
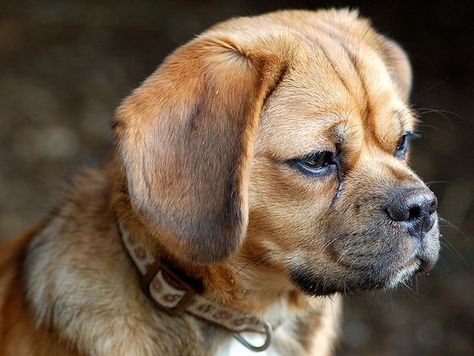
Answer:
[386, 259, 421, 289]
[216, 335, 279, 356]
[214, 323, 294, 356]
[213, 299, 311, 356]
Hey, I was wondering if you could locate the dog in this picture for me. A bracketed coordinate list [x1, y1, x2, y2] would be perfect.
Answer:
[0, 9, 440, 355]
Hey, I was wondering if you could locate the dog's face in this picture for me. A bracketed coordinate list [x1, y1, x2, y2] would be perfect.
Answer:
[249, 37, 439, 294]
[114, 10, 440, 296]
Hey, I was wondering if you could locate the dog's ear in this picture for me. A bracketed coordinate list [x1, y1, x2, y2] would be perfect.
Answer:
[114, 33, 287, 262]
[378, 36, 412, 102]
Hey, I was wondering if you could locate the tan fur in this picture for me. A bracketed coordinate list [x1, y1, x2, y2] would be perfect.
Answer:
[0, 9, 439, 355]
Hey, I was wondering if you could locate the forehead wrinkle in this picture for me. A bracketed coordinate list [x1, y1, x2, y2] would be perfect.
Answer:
[306, 23, 370, 118]
[331, 117, 364, 160]
[298, 32, 369, 150]
[295, 17, 378, 120]
[306, 35, 367, 116]
[347, 48, 403, 153]
[315, 30, 413, 155]
[256, 24, 403, 159]
[310, 33, 388, 154]
[255, 111, 350, 161]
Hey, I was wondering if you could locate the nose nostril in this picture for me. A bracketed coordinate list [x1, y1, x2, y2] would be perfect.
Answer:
[408, 205, 421, 221]
[385, 206, 409, 222]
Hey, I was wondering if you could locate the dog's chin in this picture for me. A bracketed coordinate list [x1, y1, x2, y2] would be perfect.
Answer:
[289, 258, 425, 296]
[383, 258, 422, 289]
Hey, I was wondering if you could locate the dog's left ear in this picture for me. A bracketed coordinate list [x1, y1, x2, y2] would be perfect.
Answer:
[114, 32, 288, 263]
[378, 36, 412, 102]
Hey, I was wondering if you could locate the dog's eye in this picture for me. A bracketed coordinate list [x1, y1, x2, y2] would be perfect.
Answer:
[289, 151, 337, 177]
[395, 131, 420, 159]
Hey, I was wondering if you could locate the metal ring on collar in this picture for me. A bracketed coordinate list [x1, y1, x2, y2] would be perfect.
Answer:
[233, 321, 273, 352]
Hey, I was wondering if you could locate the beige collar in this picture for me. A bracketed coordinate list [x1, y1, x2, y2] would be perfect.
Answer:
[117, 222, 273, 352]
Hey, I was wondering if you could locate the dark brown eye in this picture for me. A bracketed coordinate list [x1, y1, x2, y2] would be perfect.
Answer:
[396, 131, 420, 159]
[289, 151, 337, 177]
[396, 135, 408, 157]
[303, 151, 332, 168]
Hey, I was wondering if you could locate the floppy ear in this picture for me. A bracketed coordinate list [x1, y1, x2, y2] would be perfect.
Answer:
[114, 33, 287, 263]
[378, 36, 412, 102]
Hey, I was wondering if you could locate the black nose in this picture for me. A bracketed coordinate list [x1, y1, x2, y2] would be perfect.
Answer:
[385, 188, 438, 239]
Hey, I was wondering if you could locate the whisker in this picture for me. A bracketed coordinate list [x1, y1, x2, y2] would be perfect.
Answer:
[439, 216, 470, 240]
[415, 123, 440, 131]
[402, 280, 418, 297]
[410, 79, 448, 100]
[414, 107, 465, 122]
[425, 180, 448, 187]
[436, 253, 449, 265]
[439, 236, 469, 266]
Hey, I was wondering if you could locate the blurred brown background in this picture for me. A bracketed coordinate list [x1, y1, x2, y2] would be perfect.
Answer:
[0, 1, 472, 355]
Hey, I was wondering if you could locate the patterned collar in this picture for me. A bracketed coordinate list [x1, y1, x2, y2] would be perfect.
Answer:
[117, 222, 273, 352]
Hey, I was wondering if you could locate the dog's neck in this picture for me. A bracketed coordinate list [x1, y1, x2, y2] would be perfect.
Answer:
[110, 164, 308, 319]
[113, 203, 301, 315]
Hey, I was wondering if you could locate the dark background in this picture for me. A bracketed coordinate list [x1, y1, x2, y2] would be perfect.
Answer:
[0, 1, 472, 355]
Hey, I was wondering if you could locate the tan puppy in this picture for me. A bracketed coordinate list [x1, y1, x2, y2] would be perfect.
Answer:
[0, 9, 440, 356]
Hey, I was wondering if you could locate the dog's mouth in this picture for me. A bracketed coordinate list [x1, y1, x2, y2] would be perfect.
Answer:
[289, 254, 434, 296]
[290, 216, 441, 296]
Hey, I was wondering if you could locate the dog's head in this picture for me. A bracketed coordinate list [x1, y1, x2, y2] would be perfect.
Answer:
[114, 9, 440, 295]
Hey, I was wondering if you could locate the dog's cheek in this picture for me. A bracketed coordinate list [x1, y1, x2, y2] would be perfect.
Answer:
[247, 158, 336, 251]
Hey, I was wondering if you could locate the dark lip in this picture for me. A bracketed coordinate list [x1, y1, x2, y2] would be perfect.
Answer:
[290, 255, 424, 296]
[335, 253, 418, 273]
